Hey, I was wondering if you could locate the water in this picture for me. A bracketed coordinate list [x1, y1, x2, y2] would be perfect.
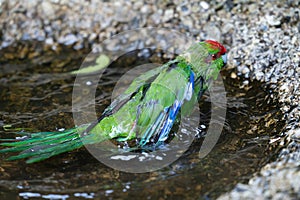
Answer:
[0, 45, 285, 199]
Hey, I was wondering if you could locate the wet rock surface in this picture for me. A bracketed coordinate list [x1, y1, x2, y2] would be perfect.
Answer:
[0, 0, 299, 199]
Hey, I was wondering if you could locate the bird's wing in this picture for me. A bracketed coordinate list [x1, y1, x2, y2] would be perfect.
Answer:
[83, 60, 178, 136]
[136, 64, 196, 147]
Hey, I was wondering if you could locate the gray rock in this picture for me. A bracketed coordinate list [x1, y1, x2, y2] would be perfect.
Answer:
[200, 1, 209, 10]
[39, 1, 56, 20]
[203, 24, 221, 41]
[45, 37, 54, 45]
[162, 9, 174, 22]
[266, 14, 282, 27]
[58, 34, 77, 46]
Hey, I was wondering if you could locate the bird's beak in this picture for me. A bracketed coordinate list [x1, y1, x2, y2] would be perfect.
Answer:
[222, 54, 227, 65]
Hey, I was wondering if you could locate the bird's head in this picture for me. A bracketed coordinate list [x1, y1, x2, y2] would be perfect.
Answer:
[203, 40, 227, 70]
[180, 40, 227, 80]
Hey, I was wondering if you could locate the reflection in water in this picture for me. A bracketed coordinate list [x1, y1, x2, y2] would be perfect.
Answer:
[0, 47, 285, 199]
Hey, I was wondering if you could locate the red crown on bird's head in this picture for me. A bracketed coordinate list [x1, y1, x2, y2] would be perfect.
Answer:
[205, 40, 227, 55]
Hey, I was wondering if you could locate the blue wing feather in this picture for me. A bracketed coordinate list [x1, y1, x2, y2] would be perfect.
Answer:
[138, 68, 195, 148]
[154, 100, 182, 145]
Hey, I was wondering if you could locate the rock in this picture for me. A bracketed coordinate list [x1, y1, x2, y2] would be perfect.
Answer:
[241, 66, 250, 75]
[290, 129, 300, 141]
[203, 24, 221, 41]
[182, 16, 194, 29]
[163, 9, 174, 22]
[21, 33, 31, 40]
[178, 4, 191, 16]
[230, 72, 237, 79]
[58, 34, 78, 46]
[200, 1, 209, 10]
[141, 5, 151, 14]
[40, 1, 56, 20]
[45, 37, 54, 45]
[151, 12, 162, 24]
[114, 5, 134, 23]
[266, 14, 282, 27]
[255, 71, 265, 81]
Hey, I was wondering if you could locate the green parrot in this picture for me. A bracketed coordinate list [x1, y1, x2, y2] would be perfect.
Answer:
[0, 40, 227, 163]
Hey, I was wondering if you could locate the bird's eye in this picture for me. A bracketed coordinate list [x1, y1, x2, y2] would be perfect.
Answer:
[211, 54, 217, 60]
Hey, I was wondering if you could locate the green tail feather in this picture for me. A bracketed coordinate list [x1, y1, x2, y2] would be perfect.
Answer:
[0, 127, 86, 163]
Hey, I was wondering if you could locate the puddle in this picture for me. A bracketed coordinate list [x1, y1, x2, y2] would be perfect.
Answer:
[0, 45, 285, 199]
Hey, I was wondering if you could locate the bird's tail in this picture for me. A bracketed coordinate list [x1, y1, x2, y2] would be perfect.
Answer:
[0, 126, 89, 163]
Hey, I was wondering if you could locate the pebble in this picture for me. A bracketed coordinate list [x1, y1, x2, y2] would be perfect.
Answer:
[40, 1, 56, 20]
[163, 9, 174, 22]
[291, 129, 300, 141]
[141, 5, 151, 14]
[178, 4, 191, 16]
[230, 72, 237, 79]
[279, 83, 290, 93]
[255, 71, 265, 81]
[266, 14, 282, 27]
[200, 1, 209, 10]
[182, 16, 194, 29]
[203, 24, 221, 41]
[241, 66, 250, 75]
[58, 34, 78, 46]
[21, 33, 31, 40]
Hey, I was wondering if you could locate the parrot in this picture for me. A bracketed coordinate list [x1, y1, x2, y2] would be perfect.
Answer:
[0, 40, 227, 163]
